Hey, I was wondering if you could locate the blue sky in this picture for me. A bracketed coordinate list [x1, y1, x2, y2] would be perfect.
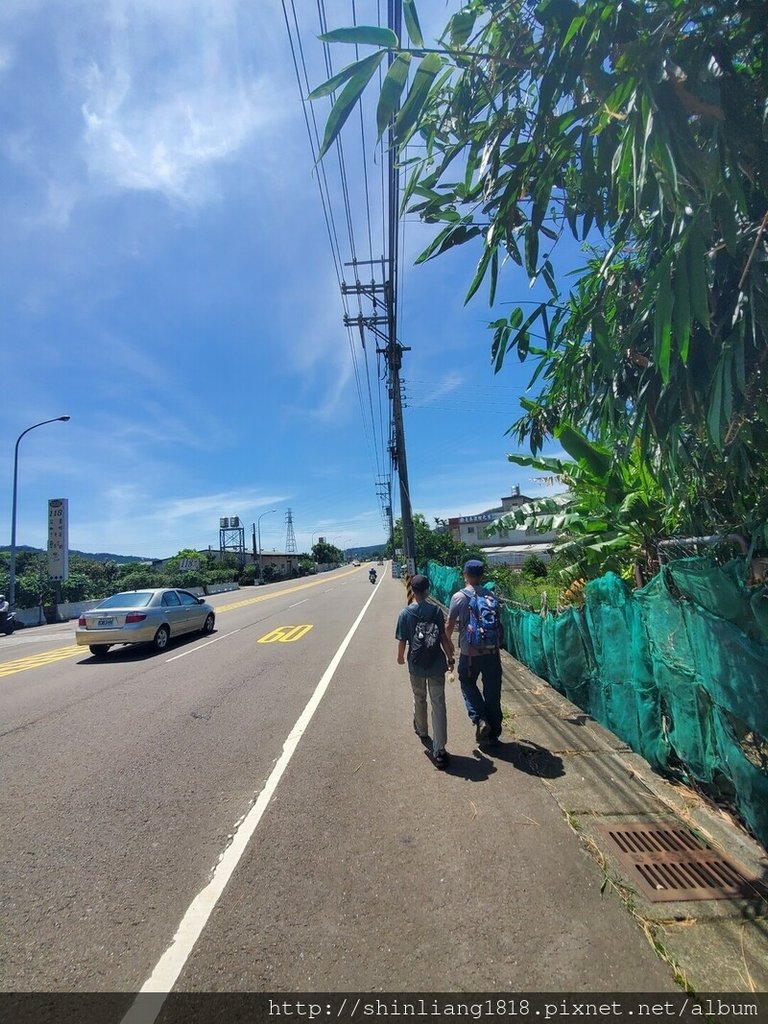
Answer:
[0, 0, 574, 560]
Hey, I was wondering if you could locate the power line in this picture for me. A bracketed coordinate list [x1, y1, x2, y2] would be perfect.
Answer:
[282, 0, 389, 503]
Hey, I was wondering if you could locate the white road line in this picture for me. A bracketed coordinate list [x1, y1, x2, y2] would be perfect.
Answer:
[164, 629, 242, 663]
[288, 599, 308, 608]
[121, 581, 380, 1022]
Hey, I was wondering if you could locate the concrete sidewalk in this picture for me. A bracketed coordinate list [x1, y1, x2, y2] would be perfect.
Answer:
[430, 589, 768, 993]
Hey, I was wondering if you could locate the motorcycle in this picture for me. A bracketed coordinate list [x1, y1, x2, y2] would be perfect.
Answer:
[369, 571, 377, 585]
[0, 609, 18, 635]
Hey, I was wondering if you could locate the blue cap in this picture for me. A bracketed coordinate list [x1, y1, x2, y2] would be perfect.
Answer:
[463, 559, 484, 574]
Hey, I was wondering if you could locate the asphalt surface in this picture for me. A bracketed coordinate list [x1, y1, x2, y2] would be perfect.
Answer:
[1, 567, 676, 995]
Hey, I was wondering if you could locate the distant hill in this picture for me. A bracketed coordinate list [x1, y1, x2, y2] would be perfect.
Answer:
[345, 543, 386, 559]
[0, 545, 151, 564]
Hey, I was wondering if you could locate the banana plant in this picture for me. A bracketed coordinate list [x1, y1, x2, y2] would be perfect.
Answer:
[494, 424, 673, 582]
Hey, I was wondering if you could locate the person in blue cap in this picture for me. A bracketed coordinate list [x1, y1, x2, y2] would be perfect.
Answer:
[445, 559, 503, 745]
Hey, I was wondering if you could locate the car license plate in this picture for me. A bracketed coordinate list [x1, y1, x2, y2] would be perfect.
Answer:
[96, 617, 114, 627]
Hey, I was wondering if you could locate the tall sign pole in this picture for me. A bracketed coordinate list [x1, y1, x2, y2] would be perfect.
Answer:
[48, 498, 69, 609]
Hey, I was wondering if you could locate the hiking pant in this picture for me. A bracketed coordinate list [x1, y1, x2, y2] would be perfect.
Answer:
[458, 651, 502, 738]
[410, 674, 447, 754]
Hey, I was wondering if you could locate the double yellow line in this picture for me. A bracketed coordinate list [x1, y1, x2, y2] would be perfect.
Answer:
[0, 569, 361, 680]
[0, 644, 82, 678]
[216, 567, 358, 612]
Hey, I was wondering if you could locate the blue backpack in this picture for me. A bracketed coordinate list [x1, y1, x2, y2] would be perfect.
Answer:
[463, 587, 501, 650]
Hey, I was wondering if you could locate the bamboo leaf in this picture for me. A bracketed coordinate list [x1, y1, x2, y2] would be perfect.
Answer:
[465, 244, 494, 304]
[654, 264, 674, 385]
[394, 53, 443, 142]
[517, 331, 530, 360]
[489, 247, 499, 306]
[319, 26, 398, 47]
[713, 194, 738, 255]
[376, 53, 412, 139]
[315, 52, 387, 160]
[542, 259, 557, 297]
[415, 222, 481, 264]
[403, 0, 424, 48]
[561, 13, 585, 50]
[509, 308, 524, 329]
[492, 325, 511, 372]
[707, 361, 724, 446]
[733, 322, 746, 395]
[308, 59, 369, 100]
[446, 11, 476, 47]
[722, 351, 734, 427]
[688, 219, 710, 329]
[672, 250, 691, 365]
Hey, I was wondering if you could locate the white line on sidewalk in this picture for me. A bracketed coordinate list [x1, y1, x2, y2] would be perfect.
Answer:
[121, 581, 381, 1023]
[164, 629, 242, 662]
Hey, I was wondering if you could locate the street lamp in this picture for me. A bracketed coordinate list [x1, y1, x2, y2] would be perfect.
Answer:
[8, 416, 70, 609]
[257, 509, 277, 584]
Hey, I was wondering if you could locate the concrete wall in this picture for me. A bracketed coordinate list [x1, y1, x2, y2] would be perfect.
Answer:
[15, 600, 101, 626]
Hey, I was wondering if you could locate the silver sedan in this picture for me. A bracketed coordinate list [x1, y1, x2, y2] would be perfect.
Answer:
[75, 588, 216, 657]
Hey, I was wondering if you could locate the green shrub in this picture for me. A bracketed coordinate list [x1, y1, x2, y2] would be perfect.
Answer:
[521, 554, 548, 580]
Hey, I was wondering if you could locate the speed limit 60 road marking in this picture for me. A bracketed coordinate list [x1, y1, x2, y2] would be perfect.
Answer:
[257, 624, 314, 644]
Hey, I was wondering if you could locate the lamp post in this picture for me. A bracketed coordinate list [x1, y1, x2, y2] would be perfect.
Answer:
[8, 416, 70, 609]
[257, 509, 277, 584]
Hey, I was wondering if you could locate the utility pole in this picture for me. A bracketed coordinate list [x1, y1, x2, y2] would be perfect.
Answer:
[385, 0, 416, 576]
[385, 321, 416, 574]
[338, 1, 417, 579]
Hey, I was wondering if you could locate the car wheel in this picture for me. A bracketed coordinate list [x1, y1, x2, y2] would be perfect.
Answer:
[152, 625, 170, 652]
[202, 613, 215, 635]
[89, 644, 110, 657]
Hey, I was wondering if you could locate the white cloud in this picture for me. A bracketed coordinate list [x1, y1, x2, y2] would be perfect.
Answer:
[0, 43, 13, 75]
[67, 485, 291, 557]
[409, 373, 463, 408]
[157, 490, 288, 522]
[77, 1, 278, 205]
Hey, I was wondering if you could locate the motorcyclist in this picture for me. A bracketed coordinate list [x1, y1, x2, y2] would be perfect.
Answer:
[0, 594, 11, 633]
[369, 568, 377, 583]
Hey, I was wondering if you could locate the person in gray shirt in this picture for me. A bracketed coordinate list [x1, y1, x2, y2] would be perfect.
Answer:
[396, 574, 455, 769]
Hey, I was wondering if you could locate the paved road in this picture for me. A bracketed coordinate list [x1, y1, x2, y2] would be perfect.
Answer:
[1, 567, 675, 998]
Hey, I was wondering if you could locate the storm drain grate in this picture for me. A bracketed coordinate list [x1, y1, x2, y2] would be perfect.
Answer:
[595, 822, 767, 903]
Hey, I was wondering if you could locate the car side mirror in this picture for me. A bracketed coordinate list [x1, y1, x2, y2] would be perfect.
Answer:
[197, 597, 204, 604]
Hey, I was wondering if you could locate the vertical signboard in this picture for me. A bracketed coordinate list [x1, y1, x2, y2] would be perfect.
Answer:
[48, 498, 69, 581]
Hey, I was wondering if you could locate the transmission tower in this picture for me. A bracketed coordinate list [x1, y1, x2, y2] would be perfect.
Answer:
[285, 508, 297, 554]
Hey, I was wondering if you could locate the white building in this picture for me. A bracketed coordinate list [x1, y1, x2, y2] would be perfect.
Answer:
[447, 486, 558, 567]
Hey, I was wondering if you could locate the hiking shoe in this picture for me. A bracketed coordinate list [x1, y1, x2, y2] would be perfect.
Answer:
[434, 749, 449, 770]
[475, 719, 491, 742]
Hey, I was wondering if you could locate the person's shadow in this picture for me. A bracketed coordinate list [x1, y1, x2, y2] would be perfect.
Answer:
[482, 738, 565, 779]
[422, 744, 497, 781]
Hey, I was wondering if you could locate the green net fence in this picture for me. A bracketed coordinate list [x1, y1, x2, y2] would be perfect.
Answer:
[422, 558, 768, 849]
